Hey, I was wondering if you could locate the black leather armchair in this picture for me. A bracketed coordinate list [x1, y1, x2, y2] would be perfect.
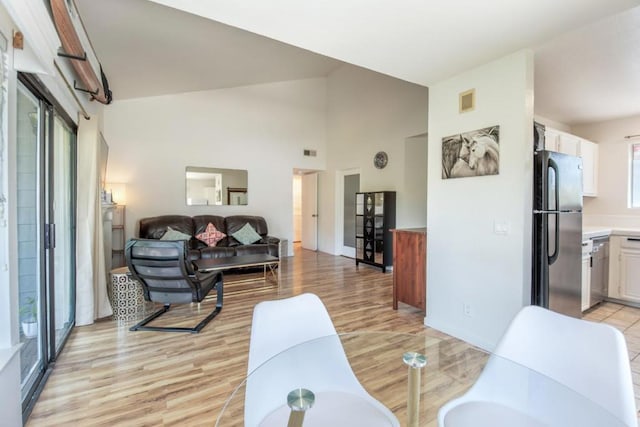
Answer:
[125, 238, 223, 333]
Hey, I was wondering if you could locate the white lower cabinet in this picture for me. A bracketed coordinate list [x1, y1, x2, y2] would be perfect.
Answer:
[581, 250, 591, 311]
[610, 236, 640, 303]
[581, 239, 592, 311]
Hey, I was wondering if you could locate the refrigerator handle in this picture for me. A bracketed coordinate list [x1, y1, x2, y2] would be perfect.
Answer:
[548, 158, 560, 265]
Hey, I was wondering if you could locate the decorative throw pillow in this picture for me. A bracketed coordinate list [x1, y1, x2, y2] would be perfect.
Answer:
[232, 222, 262, 245]
[160, 226, 191, 241]
[196, 223, 226, 247]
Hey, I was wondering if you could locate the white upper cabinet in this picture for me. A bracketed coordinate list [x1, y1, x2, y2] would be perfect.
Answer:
[544, 128, 561, 152]
[544, 127, 599, 197]
[580, 139, 599, 197]
[558, 132, 581, 157]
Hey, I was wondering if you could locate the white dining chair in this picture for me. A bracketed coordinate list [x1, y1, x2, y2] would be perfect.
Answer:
[438, 305, 638, 427]
[244, 293, 399, 427]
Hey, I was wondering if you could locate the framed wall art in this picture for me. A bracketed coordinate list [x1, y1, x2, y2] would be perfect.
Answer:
[442, 125, 500, 179]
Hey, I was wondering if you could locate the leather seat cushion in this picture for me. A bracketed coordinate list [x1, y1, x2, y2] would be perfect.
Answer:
[200, 247, 236, 259]
[234, 244, 270, 256]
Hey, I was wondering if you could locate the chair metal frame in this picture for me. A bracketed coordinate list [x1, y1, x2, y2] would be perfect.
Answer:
[125, 238, 223, 333]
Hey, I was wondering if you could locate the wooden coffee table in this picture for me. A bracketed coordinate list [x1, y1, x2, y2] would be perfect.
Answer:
[193, 254, 280, 287]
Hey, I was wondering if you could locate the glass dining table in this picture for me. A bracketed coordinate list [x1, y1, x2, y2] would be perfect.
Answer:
[215, 332, 627, 427]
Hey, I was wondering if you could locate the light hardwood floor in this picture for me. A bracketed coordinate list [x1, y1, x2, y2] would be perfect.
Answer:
[27, 246, 450, 426]
[26, 246, 640, 425]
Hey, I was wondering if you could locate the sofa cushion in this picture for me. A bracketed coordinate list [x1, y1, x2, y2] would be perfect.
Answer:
[226, 215, 268, 246]
[161, 226, 191, 241]
[232, 223, 262, 245]
[139, 215, 194, 239]
[196, 223, 226, 247]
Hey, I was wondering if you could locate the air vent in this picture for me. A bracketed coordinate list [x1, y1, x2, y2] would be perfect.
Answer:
[459, 88, 475, 113]
[303, 149, 317, 157]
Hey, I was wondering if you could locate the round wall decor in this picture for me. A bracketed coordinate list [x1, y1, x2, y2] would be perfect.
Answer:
[374, 151, 388, 169]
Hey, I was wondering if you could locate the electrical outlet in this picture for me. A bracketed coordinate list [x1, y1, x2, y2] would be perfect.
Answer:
[463, 303, 472, 317]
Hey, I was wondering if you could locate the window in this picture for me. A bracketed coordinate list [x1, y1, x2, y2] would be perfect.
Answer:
[631, 144, 640, 208]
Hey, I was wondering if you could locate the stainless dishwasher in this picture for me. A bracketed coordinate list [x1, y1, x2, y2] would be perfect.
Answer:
[590, 236, 609, 306]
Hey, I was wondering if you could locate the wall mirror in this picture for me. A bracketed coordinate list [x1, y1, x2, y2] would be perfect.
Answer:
[185, 166, 248, 206]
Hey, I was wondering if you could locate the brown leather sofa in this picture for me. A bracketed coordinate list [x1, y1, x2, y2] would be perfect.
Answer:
[138, 215, 280, 260]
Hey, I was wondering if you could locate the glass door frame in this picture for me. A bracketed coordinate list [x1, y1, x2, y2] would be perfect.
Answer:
[18, 73, 77, 420]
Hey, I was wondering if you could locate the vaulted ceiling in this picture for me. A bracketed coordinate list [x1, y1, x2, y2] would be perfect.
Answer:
[75, 0, 640, 125]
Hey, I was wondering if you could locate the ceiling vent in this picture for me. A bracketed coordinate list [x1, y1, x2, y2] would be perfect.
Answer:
[303, 149, 317, 157]
[459, 88, 475, 113]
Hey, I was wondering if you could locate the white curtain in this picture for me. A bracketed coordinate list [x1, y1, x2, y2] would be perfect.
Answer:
[76, 117, 112, 325]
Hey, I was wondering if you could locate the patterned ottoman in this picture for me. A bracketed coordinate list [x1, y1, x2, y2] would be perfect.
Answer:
[108, 267, 153, 321]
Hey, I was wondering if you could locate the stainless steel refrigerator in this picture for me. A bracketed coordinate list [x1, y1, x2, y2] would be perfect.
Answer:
[532, 150, 583, 318]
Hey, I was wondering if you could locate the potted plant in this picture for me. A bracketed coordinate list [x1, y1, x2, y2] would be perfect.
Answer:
[20, 297, 38, 339]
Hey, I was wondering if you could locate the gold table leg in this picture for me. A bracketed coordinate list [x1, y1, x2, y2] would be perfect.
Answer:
[403, 351, 427, 427]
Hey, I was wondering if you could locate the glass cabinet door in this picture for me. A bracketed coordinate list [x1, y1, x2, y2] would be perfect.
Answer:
[356, 193, 364, 215]
[375, 192, 384, 214]
[356, 215, 363, 237]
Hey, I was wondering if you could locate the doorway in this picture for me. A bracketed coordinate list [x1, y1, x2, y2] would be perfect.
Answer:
[337, 169, 360, 258]
[301, 173, 318, 251]
[17, 75, 77, 419]
[292, 175, 302, 244]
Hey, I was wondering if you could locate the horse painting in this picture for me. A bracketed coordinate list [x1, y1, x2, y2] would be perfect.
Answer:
[441, 126, 499, 179]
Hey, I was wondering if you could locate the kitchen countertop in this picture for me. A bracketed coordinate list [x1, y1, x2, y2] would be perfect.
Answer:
[583, 226, 613, 240]
[582, 226, 640, 240]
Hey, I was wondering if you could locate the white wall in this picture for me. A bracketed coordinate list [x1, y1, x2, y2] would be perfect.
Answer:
[573, 115, 640, 227]
[103, 79, 327, 252]
[320, 65, 429, 254]
[403, 134, 428, 227]
[426, 50, 534, 350]
[0, 6, 21, 426]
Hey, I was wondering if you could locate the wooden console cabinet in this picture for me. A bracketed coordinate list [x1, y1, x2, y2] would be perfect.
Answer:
[392, 228, 426, 312]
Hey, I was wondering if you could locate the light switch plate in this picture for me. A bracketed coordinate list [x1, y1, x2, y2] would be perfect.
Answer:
[494, 221, 510, 235]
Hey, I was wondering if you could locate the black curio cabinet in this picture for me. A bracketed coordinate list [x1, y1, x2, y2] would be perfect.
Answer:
[355, 191, 396, 272]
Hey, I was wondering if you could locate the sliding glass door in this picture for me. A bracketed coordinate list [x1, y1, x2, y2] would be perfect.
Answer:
[18, 77, 76, 416]
[17, 80, 43, 403]
[50, 115, 75, 352]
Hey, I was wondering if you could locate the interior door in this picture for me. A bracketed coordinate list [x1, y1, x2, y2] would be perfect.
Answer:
[301, 173, 318, 251]
[341, 173, 360, 257]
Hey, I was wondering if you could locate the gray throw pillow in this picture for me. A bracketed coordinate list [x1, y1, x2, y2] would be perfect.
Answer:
[160, 226, 191, 241]
[232, 223, 262, 245]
